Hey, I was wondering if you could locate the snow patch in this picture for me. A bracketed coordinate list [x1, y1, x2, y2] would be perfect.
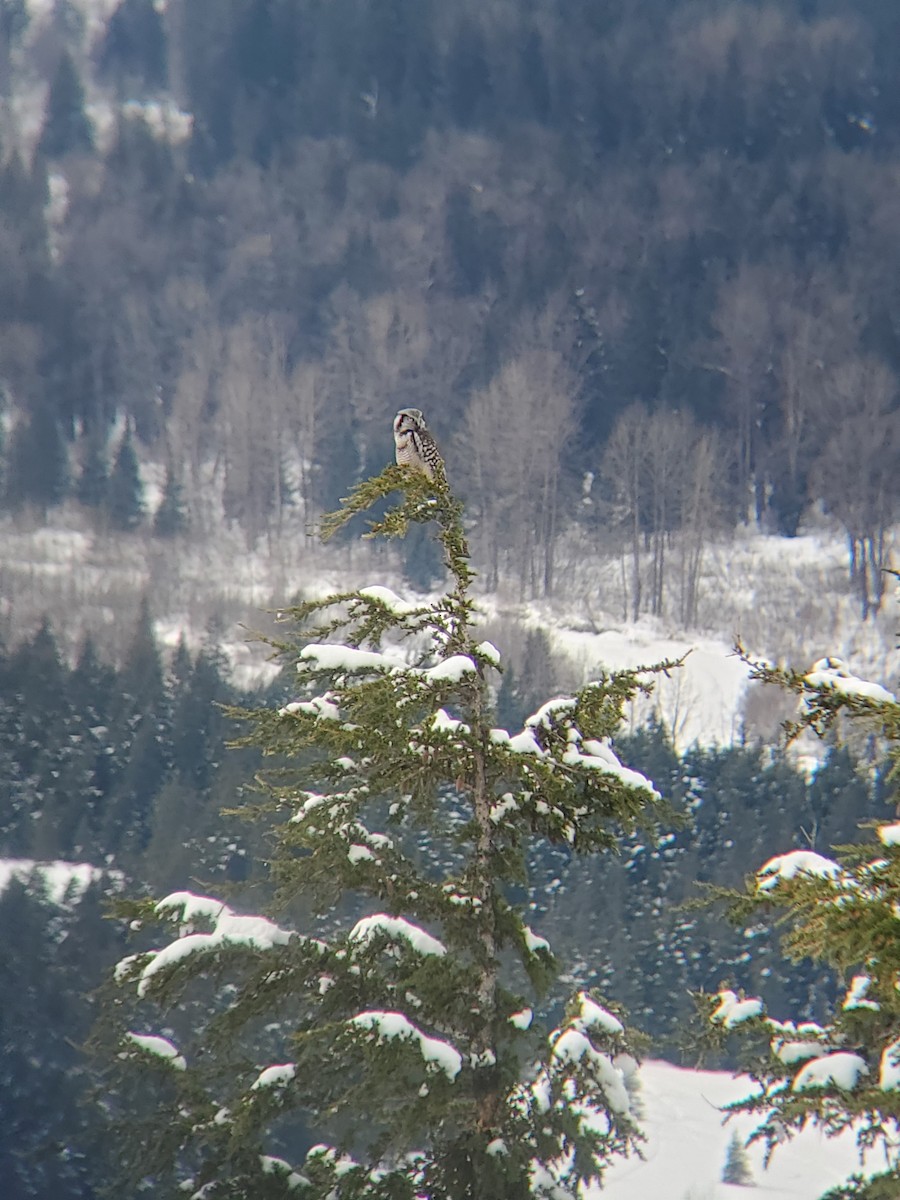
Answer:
[348, 914, 446, 958]
[349, 1010, 462, 1080]
[125, 1032, 186, 1071]
[757, 850, 841, 891]
[792, 1052, 868, 1093]
[711, 989, 764, 1027]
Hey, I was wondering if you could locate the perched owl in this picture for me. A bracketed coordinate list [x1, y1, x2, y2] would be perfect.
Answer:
[393, 408, 444, 480]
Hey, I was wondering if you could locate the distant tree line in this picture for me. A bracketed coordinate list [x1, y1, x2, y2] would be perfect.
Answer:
[0, 604, 266, 879]
[1, 0, 899, 612]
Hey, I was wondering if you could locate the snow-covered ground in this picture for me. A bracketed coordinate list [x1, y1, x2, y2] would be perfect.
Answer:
[0, 858, 122, 902]
[596, 1059, 862, 1200]
[0, 506, 897, 746]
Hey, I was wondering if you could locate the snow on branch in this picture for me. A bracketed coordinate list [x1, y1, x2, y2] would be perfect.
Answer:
[791, 1052, 868, 1093]
[357, 585, 416, 614]
[124, 891, 299, 998]
[349, 1010, 462, 1080]
[571, 991, 625, 1036]
[561, 737, 659, 795]
[251, 1063, 296, 1090]
[710, 989, 764, 1028]
[123, 1032, 186, 1071]
[756, 850, 842, 892]
[804, 658, 896, 705]
[348, 913, 447, 958]
[299, 643, 406, 674]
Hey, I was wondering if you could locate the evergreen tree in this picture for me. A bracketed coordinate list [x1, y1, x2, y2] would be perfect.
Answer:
[105, 464, 677, 1198]
[75, 426, 109, 510]
[153, 463, 187, 536]
[97, 0, 168, 93]
[4, 403, 69, 515]
[103, 599, 170, 857]
[702, 650, 900, 1200]
[721, 1130, 753, 1187]
[106, 424, 144, 531]
[0, 873, 120, 1200]
[38, 50, 94, 159]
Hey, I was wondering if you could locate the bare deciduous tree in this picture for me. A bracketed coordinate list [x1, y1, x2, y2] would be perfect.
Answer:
[813, 355, 899, 618]
[458, 345, 579, 596]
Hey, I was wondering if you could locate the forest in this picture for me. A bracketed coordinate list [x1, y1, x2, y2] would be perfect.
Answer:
[1, 599, 893, 1198]
[0, 0, 899, 615]
[2, 0, 900, 1196]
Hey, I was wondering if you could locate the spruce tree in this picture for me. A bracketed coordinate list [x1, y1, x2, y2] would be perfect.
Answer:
[76, 427, 110, 511]
[153, 464, 187, 537]
[107, 425, 144, 531]
[702, 649, 900, 1200]
[5, 403, 69, 515]
[721, 1130, 753, 1187]
[106, 464, 676, 1199]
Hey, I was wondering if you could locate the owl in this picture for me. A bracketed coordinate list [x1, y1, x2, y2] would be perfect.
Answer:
[393, 408, 444, 480]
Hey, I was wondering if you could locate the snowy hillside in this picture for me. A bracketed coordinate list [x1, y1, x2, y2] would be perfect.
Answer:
[1, 507, 897, 747]
[595, 1060, 861, 1200]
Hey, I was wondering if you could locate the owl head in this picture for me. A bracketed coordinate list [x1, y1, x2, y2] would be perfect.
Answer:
[393, 408, 426, 435]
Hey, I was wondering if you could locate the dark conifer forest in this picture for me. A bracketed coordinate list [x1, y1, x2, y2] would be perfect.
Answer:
[1, 0, 899, 1194]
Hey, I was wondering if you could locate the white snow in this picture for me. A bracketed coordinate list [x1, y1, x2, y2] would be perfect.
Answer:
[573, 992, 624, 1036]
[711, 989, 764, 1028]
[258, 1155, 307, 1189]
[358, 585, 415, 612]
[773, 1040, 827, 1066]
[509, 1008, 534, 1030]
[348, 914, 446, 958]
[279, 694, 341, 721]
[878, 823, 900, 847]
[489, 792, 519, 823]
[419, 654, 478, 683]
[299, 644, 405, 673]
[347, 844, 377, 864]
[506, 729, 546, 756]
[562, 738, 658, 795]
[430, 708, 470, 734]
[476, 640, 501, 666]
[155, 891, 227, 925]
[125, 1032, 186, 1071]
[879, 1038, 900, 1091]
[526, 696, 577, 729]
[757, 850, 842, 891]
[133, 893, 293, 997]
[523, 925, 551, 955]
[592, 1059, 864, 1199]
[349, 1011, 462, 1080]
[792, 1052, 869, 1093]
[805, 658, 896, 704]
[251, 1063, 296, 1090]
[0, 859, 119, 904]
[549, 1030, 631, 1113]
[843, 974, 879, 1011]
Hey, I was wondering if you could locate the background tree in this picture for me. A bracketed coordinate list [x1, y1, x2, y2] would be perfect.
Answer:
[721, 1130, 753, 1187]
[811, 357, 900, 618]
[106, 423, 144, 531]
[37, 50, 94, 158]
[4, 402, 69, 515]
